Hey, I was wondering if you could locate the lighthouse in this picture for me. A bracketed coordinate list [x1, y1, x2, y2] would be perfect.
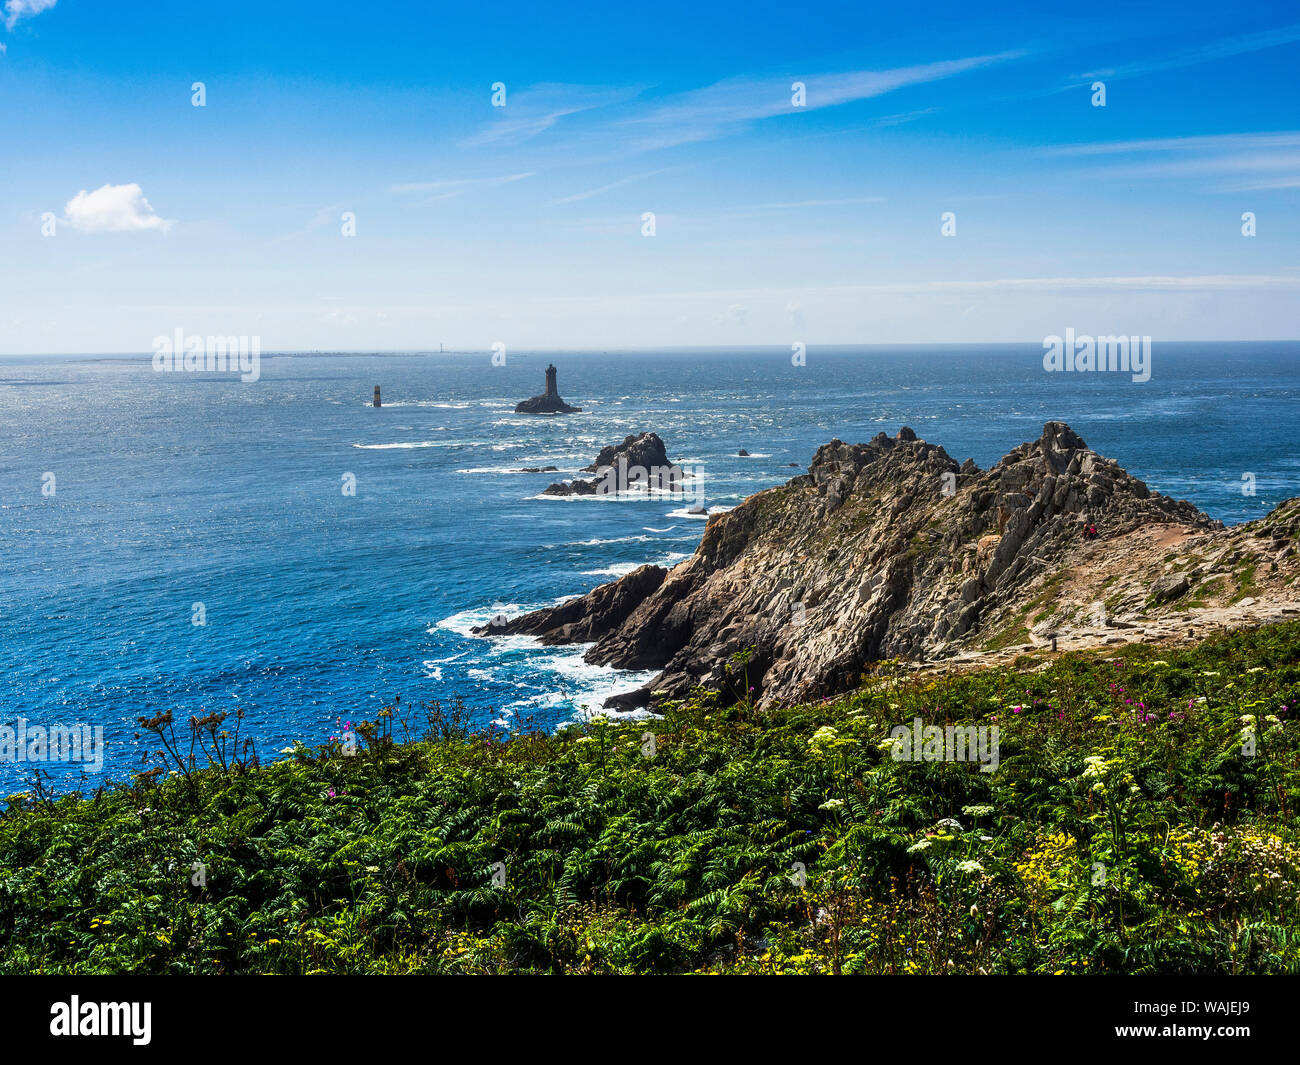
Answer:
[514, 363, 581, 414]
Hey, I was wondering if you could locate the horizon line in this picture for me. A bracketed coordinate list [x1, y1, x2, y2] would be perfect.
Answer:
[4, 338, 1300, 359]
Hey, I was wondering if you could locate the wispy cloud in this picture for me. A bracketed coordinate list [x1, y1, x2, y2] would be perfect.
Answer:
[615, 50, 1027, 152]
[1046, 132, 1300, 156]
[388, 172, 534, 198]
[551, 169, 668, 204]
[464, 83, 641, 147]
[753, 196, 884, 209]
[1080, 21, 1300, 81]
[4, 0, 56, 31]
[1043, 131, 1300, 190]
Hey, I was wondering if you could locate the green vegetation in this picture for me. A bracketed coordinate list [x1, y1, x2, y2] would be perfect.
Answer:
[1232, 560, 1261, 604]
[3, 623, 1300, 975]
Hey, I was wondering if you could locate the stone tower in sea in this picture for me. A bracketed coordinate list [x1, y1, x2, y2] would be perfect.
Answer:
[515, 364, 581, 414]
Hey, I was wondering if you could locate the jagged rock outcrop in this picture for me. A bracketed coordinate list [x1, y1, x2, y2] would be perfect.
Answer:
[471, 565, 667, 642]
[582, 433, 670, 473]
[515, 364, 581, 415]
[544, 432, 682, 496]
[481, 422, 1300, 711]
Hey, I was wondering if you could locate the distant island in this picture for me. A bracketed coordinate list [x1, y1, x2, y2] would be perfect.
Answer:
[514, 364, 581, 414]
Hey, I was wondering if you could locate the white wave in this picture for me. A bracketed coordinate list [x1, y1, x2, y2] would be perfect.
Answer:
[435, 604, 658, 724]
[580, 563, 641, 578]
[503, 645, 658, 722]
[352, 441, 449, 450]
[561, 534, 659, 546]
[367, 400, 469, 409]
[666, 505, 734, 519]
[530, 487, 694, 502]
[435, 603, 540, 639]
[457, 465, 575, 475]
[423, 650, 470, 665]
[643, 525, 677, 533]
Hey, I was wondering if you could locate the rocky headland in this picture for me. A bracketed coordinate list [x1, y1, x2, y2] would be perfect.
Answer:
[478, 422, 1300, 711]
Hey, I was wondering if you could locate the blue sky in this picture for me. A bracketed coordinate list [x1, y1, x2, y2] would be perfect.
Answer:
[1, 0, 1298, 352]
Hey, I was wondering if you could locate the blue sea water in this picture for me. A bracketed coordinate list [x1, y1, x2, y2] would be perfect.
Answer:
[2, 343, 1298, 790]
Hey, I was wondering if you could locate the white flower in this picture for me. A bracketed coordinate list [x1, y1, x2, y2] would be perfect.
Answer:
[906, 840, 932, 854]
[955, 860, 984, 874]
[809, 725, 839, 747]
[819, 798, 845, 811]
[937, 818, 964, 832]
[1081, 755, 1108, 779]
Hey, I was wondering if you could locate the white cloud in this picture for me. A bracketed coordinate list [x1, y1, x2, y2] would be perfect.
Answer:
[464, 84, 640, 147]
[1043, 132, 1300, 191]
[388, 172, 533, 197]
[4, 0, 57, 31]
[63, 183, 174, 234]
[616, 51, 1026, 152]
[754, 196, 884, 209]
[1080, 22, 1300, 81]
[552, 169, 667, 204]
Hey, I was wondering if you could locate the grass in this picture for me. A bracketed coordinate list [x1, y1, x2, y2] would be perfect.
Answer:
[2, 622, 1300, 974]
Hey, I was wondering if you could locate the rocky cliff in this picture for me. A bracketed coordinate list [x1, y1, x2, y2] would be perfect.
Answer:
[478, 422, 1300, 710]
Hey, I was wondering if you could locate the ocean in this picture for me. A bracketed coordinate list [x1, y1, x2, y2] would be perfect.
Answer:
[2, 342, 1297, 789]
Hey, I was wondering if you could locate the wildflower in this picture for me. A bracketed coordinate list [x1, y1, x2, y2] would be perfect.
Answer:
[955, 860, 984, 875]
[819, 798, 845, 811]
[906, 840, 932, 854]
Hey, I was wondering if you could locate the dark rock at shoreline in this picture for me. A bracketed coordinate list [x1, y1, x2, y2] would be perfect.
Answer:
[738, 449, 750, 457]
[582, 433, 670, 473]
[603, 687, 653, 712]
[471, 564, 667, 643]
[544, 432, 681, 496]
[514, 466, 559, 474]
[516, 395, 581, 415]
[543, 477, 602, 496]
